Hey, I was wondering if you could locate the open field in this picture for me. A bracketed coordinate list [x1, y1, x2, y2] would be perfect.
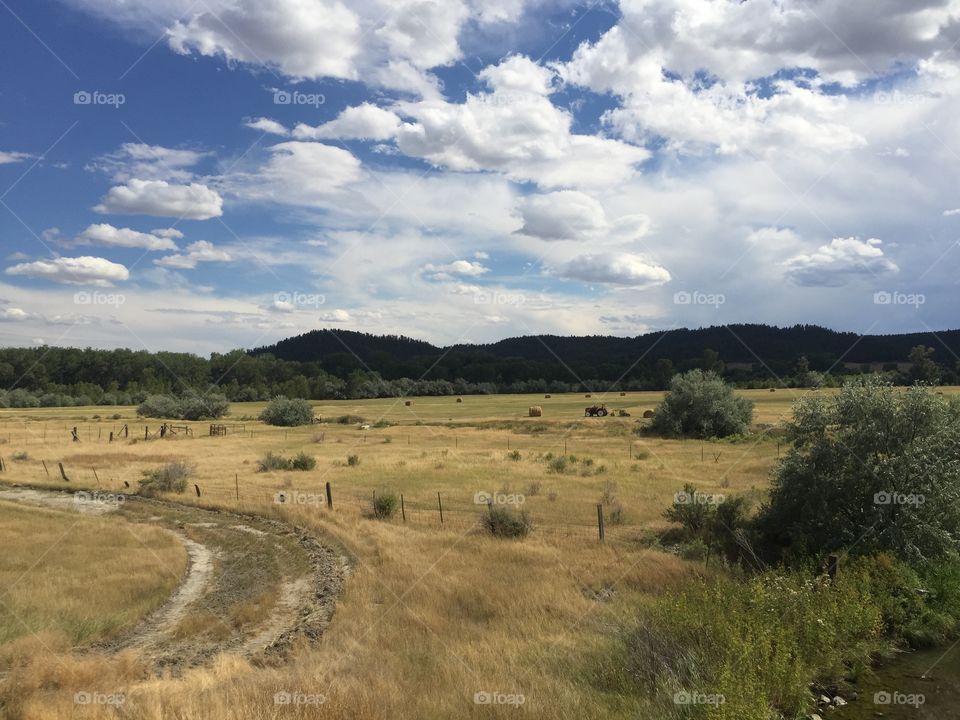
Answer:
[2, 388, 959, 719]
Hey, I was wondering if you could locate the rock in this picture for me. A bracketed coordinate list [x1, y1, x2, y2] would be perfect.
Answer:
[810, 715, 824, 720]
[833, 696, 847, 706]
[819, 695, 832, 705]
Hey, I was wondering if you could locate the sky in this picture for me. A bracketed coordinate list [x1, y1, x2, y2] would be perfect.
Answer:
[1, 0, 960, 355]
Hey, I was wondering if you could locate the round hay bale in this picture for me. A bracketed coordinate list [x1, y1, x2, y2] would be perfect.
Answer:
[620, 391, 626, 396]
[456, 397, 463, 403]
[769, 388, 776, 392]
[405, 400, 413, 406]
[642, 409, 655, 419]
[585, 394, 592, 398]
[528, 406, 543, 417]
[544, 394, 552, 399]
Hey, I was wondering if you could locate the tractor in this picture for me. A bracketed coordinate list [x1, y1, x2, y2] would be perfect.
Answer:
[584, 403, 609, 417]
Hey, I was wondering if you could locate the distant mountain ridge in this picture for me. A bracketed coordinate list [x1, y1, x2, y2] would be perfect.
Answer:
[251, 324, 960, 381]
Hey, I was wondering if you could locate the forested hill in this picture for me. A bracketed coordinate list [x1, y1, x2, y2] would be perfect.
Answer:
[251, 324, 960, 379]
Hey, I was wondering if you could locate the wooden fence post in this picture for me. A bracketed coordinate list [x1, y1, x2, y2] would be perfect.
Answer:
[325, 482, 333, 510]
[194, 484, 201, 498]
[597, 503, 605, 543]
[437, 492, 444, 524]
[827, 554, 840, 580]
[41, 460, 49, 478]
[235, 473, 240, 504]
[401, 494, 406, 522]
[58, 463, 70, 482]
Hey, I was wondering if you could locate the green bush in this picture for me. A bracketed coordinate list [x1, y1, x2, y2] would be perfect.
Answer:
[256, 451, 316, 472]
[136, 394, 229, 420]
[371, 492, 398, 519]
[137, 394, 182, 419]
[481, 507, 533, 538]
[756, 378, 960, 565]
[547, 456, 568, 473]
[259, 397, 314, 427]
[139, 461, 193, 496]
[346, 454, 360, 467]
[650, 370, 753, 438]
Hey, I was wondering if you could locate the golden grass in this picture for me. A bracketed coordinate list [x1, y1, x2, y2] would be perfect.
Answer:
[1, 388, 958, 719]
[0, 500, 187, 649]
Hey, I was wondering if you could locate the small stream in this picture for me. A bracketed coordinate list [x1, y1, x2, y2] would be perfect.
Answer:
[833, 642, 960, 719]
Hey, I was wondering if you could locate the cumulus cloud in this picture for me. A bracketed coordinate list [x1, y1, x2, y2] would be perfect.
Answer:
[395, 55, 649, 188]
[293, 103, 402, 141]
[74, 223, 179, 251]
[319, 309, 352, 322]
[5, 256, 130, 286]
[155, 240, 231, 269]
[95, 179, 223, 219]
[422, 259, 489, 280]
[555, 253, 671, 288]
[0, 307, 31, 321]
[784, 237, 899, 287]
[518, 190, 651, 242]
[944, 208, 960, 217]
[228, 141, 363, 205]
[245, 117, 290, 137]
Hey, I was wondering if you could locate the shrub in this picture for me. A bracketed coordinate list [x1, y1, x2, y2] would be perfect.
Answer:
[346, 454, 360, 467]
[136, 394, 229, 420]
[371, 493, 398, 519]
[11, 451, 29, 462]
[756, 378, 960, 565]
[481, 506, 533, 538]
[547, 456, 568, 474]
[256, 451, 316, 472]
[334, 414, 365, 425]
[178, 394, 229, 420]
[650, 370, 753, 438]
[139, 461, 193, 496]
[137, 394, 182, 419]
[507, 450, 522, 461]
[259, 397, 314, 427]
[372, 419, 392, 429]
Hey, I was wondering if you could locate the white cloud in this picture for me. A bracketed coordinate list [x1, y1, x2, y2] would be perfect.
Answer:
[152, 227, 184, 239]
[5, 256, 130, 286]
[155, 240, 231, 269]
[422, 259, 489, 280]
[0, 151, 31, 165]
[944, 208, 960, 217]
[245, 117, 290, 137]
[228, 141, 363, 205]
[784, 237, 899, 287]
[0, 307, 30, 321]
[167, 0, 362, 80]
[75, 223, 179, 251]
[319, 309, 352, 322]
[395, 55, 649, 188]
[95, 179, 224, 219]
[555, 253, 671, 288]
[478, 54, 555, 95]
[293, 103, 402, 141]
[518, 190, 606, 240]
[88, 143, 207, 182]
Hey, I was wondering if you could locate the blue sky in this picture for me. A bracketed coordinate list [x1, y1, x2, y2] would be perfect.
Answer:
[2, 0, 960, 354]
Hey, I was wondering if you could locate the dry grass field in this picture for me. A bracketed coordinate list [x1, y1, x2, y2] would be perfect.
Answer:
[1, 388, 957, 719]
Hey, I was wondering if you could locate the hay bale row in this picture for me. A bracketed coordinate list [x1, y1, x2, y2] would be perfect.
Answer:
[642, 410, 655, 419]
[528, 406, 543, 417]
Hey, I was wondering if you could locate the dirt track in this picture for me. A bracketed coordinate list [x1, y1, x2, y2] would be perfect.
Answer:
[0, 484, 347, 673]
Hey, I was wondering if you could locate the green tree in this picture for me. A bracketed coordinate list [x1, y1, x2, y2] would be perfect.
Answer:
[908, 345, 940, 384]
[650, 370, 753, 438]
[756, 378, 960, 565]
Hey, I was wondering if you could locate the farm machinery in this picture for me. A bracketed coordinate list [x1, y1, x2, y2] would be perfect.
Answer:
[584, 403, 609, 417]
